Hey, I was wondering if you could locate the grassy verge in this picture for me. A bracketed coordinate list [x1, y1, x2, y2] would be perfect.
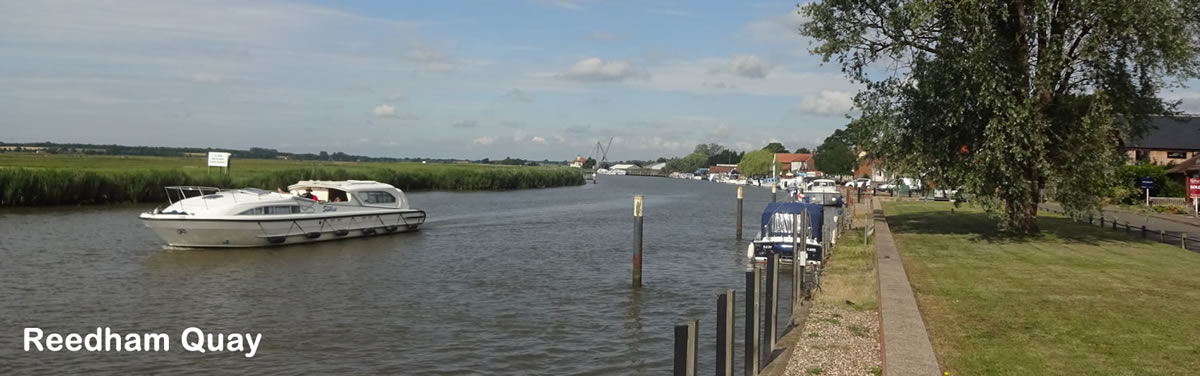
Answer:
[0, 154, 584, 206]
[818, 226, 878, 311]
[883, 201, 1200, 375]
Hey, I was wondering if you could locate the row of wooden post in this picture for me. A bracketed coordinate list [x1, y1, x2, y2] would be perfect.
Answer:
[671, 190, 827, 376]
[1050, 209, 1195, 250]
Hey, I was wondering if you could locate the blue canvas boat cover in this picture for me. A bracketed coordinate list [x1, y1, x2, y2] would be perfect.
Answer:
[759, 202, 824, 242]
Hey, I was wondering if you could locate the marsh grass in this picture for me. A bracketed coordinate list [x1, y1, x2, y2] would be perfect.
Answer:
[0, 154, 584, 206]
[884, 201, 1200, 375]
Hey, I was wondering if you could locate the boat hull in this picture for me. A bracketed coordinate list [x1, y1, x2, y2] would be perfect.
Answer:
[140, 210, 426, 248]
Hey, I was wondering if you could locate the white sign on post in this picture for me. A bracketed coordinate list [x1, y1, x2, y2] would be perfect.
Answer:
[207, 152, 231, 168]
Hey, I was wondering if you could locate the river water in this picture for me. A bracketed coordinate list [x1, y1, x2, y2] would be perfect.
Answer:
[1, 176, 815, 375]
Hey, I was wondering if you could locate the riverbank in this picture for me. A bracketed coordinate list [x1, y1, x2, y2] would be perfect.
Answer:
[0, 154, 584, 206]
[883, 201, 1200, 374]
[783, 203, 881, 376]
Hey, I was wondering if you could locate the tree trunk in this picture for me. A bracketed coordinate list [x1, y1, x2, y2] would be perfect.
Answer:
[1008, 167, 1042, 233]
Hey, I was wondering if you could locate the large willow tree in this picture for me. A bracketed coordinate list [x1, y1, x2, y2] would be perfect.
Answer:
[802, 0, 1200, 232]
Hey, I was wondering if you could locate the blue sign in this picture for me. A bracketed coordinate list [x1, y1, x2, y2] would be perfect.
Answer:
[1139, 177, 1155, 189]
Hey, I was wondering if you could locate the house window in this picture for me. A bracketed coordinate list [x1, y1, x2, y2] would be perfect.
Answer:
[359, 191, 397, 204]
[1167, 151, 1188, 159]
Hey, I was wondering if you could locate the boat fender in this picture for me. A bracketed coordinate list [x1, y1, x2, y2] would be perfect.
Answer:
[267, 236, 286, 244]
[362, 228, 377, 236]
[383, 226, 399, 233]
[334, 230, 349, 237]
[305, 232, 321, 239]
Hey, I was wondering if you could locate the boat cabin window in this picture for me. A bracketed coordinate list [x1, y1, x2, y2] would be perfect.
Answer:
[239, 205, 301, 215]
[326, 189, 349, 203]
[359, 191, 397, 204]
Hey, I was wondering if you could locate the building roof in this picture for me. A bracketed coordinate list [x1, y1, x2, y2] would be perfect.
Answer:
[775, 153, 813, 163]
[647, 162, 667, 170]
[709, 165, 738, 174]
[1127, 116, 1200, 150]
[1166, 155, 1200, 174]
[610, 164, 638, 170]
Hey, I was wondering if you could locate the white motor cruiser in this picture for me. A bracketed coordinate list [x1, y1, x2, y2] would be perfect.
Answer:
[800, 179, 843, 206]
[139, 180, 426, 248]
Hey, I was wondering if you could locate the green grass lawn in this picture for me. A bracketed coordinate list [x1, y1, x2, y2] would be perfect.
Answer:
[883, 201, 1200, 376]
[817, 217, 878, 312]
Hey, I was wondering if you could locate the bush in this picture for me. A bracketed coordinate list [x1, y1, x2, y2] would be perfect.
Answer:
[1113, 163, 1185, 204]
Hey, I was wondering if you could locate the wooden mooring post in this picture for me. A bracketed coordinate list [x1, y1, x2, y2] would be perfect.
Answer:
[764, 254, 779, 356]
[716, 290, 735, 376]
[633, 195, 644, 288]
[745, 268, 760, 376]
[1161, 230, 1167, 242]
[791, 213, 801, 326]
[1142, 225, 1147, 239]
[1184, 233, 1189, 249]
[673, 319, 697, 376]
[737, 187, 744, 241]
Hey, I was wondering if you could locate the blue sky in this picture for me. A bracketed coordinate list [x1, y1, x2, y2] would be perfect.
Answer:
[0, 0, 867, 160]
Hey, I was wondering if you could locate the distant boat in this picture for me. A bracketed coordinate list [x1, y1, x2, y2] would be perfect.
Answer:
[799, 179, 843, 206]
[139, 180, 426, 248]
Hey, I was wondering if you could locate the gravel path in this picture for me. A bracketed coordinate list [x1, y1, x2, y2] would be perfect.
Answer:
[783, 302, 881, 376]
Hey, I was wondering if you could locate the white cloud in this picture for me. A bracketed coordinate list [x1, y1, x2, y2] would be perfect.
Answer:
[192, 73, 226, 84]
[650, 9, 691, 17]
[588, 32, 623, 42]
[744, 7, 808, 42]
[553, 135, 566, 143]
[710, 55, 773, 79]
[513, 129, 526, 141]
[563, 57, 644, 82]
[536, 0, 586, 10]
[531, 136, 547, 144]
[453, 120, 478, 128]
[404, 46, 456, 73]
[796, 91, 855, 115]
[473, 136, 496, 145]
[502, 89, 534, 103]
[371, 104, 397, 117]
[613, 58, 858, 97]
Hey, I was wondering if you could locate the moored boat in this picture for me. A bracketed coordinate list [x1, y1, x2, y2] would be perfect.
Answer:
[800, 178, 843, 206]
[746, 202, 828, 266]
[139, 180, 426, 248]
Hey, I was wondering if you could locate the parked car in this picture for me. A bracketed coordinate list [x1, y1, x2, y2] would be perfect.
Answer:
[844, 178, 871, 189]
[879, 177, 920, 194]
[933, 187, 967, 202]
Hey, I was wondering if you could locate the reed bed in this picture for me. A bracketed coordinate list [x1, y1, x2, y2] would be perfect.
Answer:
[0, 165, 584, 207]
